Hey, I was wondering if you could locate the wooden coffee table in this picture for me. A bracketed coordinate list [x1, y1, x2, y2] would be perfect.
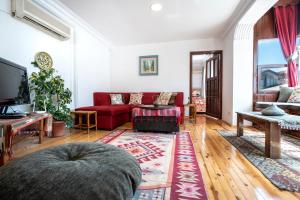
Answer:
[236, 112, 281, 159]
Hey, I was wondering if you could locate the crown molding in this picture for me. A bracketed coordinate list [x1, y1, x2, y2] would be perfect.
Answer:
[35, 0, 112, 49]
[234, 23, 254, 40]
[222, 0, 255, 38]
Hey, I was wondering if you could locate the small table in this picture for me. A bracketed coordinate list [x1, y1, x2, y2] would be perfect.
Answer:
[236, 112, 282, 159]
[0, 113, 51, 165]
[184, 103, 197, 124]
[71, 111, 97, 133]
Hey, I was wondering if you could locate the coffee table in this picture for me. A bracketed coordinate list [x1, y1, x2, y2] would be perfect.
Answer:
[236, 112, 282, 159]
[132, 106, 181, 133]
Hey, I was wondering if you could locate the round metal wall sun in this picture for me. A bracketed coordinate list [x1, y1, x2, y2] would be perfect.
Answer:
[34, 52, 53, 69]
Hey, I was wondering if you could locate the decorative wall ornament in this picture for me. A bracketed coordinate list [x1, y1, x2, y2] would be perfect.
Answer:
[34, 52, 53, 69]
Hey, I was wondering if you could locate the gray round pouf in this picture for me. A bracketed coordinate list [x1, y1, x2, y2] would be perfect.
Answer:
[0, 142, 142, 200]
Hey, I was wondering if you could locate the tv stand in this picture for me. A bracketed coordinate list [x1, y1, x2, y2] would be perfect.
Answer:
[0, 106, 27, 119]
[0, 113, 27, 119]
[0, 113, 51, 165]
[0, 106, 9, 115]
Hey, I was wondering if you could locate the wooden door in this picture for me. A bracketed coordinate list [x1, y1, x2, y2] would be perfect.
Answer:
[205, 54, 222, 119]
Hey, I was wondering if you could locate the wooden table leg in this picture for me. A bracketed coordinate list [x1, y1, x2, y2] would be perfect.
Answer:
[0, 142, 6, 166]
[265, 122, 271, 158]
[193, 106, 196, 124]
[0, 151, 9, 165]
[39, 119, 44, 144]
[269, 122, 281, 159]
[265, 122, 281, 159]
[4, 126, 14, 161]
[79, 114, 82, 130]
[95, 112, 98, 132]
[237, 114, 244, 137]
[0, 127, 4, 165]
[87, 113, 90, 134]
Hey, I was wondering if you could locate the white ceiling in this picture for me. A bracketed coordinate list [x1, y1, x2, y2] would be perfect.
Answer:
[59, 0, 243, 46]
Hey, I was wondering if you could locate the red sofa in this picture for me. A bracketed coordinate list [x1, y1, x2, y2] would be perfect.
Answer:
[76, 92, 184, 130]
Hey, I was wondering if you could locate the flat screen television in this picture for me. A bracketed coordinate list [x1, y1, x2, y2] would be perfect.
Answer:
[0, 57, 30, 115]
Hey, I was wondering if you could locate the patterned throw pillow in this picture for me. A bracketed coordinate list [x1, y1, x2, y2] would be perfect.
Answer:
[155, 92, 173, 105]
[288, 87, 300, 103]
[129, 93, 143, 105]
[110, 94, 124, 105]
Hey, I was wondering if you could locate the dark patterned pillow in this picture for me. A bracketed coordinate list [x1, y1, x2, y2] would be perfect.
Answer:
[168, 93, 177, 105]
[110, 94, 124, 105]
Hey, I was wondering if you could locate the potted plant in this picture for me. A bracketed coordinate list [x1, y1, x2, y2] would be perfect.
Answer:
[30, 56, 72, 137]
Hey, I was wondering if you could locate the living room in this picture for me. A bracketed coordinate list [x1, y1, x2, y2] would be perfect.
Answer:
[0, 0, 299, 200]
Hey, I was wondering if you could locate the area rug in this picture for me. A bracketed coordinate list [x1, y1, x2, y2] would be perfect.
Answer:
[218, 130, 300, 192]
[97, 129, 208, 200]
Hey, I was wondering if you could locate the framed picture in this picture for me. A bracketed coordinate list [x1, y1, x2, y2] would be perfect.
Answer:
[139, 55, 158, 76]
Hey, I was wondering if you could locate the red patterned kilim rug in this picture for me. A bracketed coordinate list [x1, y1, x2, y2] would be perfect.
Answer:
[98, 129, 208, 200]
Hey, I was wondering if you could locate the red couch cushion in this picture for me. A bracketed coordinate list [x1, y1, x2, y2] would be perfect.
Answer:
[76, 105, 130, 116]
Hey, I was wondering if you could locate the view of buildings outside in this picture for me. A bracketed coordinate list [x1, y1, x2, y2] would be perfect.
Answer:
[258, 38, 300, 91]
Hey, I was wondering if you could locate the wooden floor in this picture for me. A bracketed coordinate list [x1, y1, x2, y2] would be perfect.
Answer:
[11, 115, 300, 200]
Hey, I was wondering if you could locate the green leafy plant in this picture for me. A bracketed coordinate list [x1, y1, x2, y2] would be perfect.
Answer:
[30, 62, 72, 127]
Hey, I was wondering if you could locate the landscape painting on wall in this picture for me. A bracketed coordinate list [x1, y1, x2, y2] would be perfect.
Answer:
[139, 55, 158, 76]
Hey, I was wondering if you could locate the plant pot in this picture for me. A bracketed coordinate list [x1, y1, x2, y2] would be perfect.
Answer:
[52, 121, 65, 137]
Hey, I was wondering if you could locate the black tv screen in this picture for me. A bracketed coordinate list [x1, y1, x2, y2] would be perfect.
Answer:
[0, 57, 30, 107]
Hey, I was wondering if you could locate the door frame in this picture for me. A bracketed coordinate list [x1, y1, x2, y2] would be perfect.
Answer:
[189, 50, 223, 119]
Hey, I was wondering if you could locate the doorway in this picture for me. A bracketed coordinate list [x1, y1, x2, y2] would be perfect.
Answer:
[190, 51, 223, 119]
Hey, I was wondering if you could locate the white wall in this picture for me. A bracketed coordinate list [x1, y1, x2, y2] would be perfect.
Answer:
[222, 27, 235, 124]
[192, 71, 202, 89]
[0, 0, 111, 112]
[73, 25, 111, 107]
[111, 39, 222, 105]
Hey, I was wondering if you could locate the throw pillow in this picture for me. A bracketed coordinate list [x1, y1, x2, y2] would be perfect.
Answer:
[261, 104, 286, 116]
[129, 93, 143, 105]
[155, 92, 173, 105]
[168, 93, 177, 105]
[110, 94, 124, 105]
[287, 87, 300, 103]
[277, 86, 294, 102]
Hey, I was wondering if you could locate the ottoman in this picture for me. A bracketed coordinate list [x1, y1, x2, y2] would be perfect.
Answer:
[0, 142, 142, 200]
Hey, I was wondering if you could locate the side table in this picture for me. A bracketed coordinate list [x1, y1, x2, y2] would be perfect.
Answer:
[184, 103, 197, 124]
[71, 111, 97, 133]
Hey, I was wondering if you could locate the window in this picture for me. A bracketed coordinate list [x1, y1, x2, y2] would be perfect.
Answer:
[257, 37, 300, 92]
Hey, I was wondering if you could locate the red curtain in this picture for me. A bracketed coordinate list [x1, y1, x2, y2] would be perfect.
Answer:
[274, 6, 298, 87]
